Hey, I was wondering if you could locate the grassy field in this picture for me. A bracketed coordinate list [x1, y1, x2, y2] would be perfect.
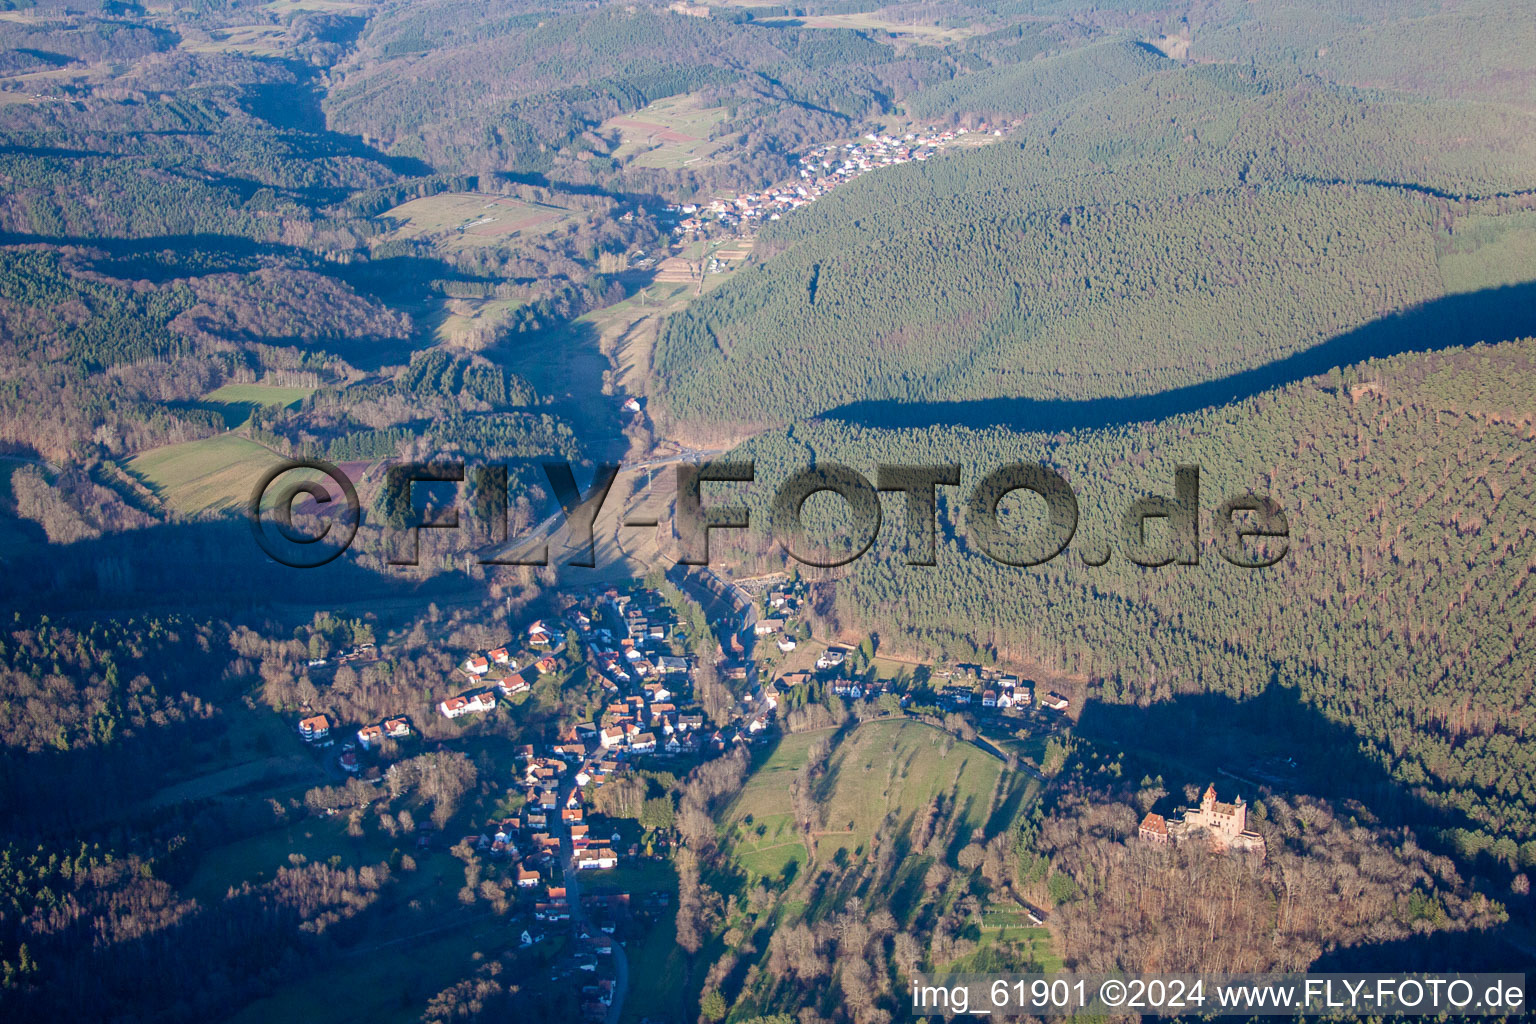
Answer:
[124, 433, 286, 515]
[181, 24, 290, 56]
[812, 718, 1004, 863]
[573, 859, 677, 895]
[943, 922, 1062, 973]
[224, 913, 517, 1024]
[430, 295, 526, 346]
[605, 93, 728, 169]
[758, 11, 982, 43]
[621, 914, 687, 1024]
[197, 382, 315, 428]
[183, 815, 359, 904]
[185, 794, 469, 907]
[727, 719, 1008, 878]
[381, 193, 578, 252]
[726, 728, 829, 880]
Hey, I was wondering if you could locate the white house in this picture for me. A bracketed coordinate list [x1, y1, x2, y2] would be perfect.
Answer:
[576, 848, 618, 870]
[439, 691, 496, 719]
[298, 714, 331, 743]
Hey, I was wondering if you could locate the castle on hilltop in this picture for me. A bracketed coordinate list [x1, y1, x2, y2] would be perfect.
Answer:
[1139, 784, 1266, 857]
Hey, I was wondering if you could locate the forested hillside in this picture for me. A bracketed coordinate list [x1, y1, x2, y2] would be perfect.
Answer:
[0, 15, 643, 536]
[652, 61, 1536, 433]
[728, 339, 1536, 846]
[325, 2, 955, 189]
[2, 1, 1534, 1020]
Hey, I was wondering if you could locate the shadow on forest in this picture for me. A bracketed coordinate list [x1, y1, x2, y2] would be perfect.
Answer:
[1077, 686, 1533, 970]
[0, 515, 456, 618]
[822, 279, 1536, 432]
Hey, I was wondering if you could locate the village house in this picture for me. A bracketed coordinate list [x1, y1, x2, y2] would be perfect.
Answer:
[816, 647, 848, 670]
[438, 691, 496, 719]
[298, 714, 331, 744]
[498, 673, 530, 697]
[464, 655, 489, 675]
[576, 847, 618, 870]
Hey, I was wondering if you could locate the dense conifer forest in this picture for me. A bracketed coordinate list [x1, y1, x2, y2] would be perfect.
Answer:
[2, 0, 1535, 1020]
[652, 61, 1536, 432]
[726, 339, 1536, 846]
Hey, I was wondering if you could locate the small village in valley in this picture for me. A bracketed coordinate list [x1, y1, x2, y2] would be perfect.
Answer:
[278, 565, 1093, 1022]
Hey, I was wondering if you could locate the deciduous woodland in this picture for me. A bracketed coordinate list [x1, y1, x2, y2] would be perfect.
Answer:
[2, 0, 1534, 1022]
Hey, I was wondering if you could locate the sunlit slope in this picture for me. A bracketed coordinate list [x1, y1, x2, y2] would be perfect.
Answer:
[725, 719, 1006, 880]
[652, 64, 1536, 431]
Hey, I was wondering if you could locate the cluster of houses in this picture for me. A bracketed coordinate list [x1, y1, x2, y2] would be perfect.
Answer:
[297, 711, 414, 774]
[581, 592, 689, 687]
[497, 752, 624, 874]
[577, 583, 787, 754]
[752, 615, 800, 653]
[941, 676, 1031, 711]
[356, 716, 412, 750]
[521, 891, 649, 1021]
[565, 586, 725, 757]
[439, 625, 565, 720]
[932, 671, 1073, 714]
[595, 680, 711, 757]
[663, 121, 1021, 234]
